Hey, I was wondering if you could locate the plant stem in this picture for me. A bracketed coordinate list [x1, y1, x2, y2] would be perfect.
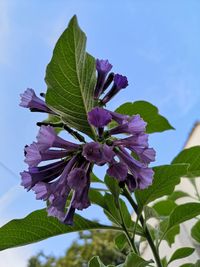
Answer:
[117, 199, 138, 254]
[122, 187, 163, 267]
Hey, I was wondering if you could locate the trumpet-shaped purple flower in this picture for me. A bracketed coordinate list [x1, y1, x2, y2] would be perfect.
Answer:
[109, 115, 147, 135]
[125, 174, 137, 191]
[107, 161, 128, 182]
[82, 142, 114, 165]
[140, 148, 156, 164]
[24, 142, 69, 167]
[88, 107, 112, 128]
[20, 88, 55, 114]
[67, 167, 88, 190]
[136, 167, 154, 189]
[21, 160, 66, 190]
[37, 126, 80, 151]
[102, 74, 128, 104]
[108, 110, 130, 125]
[94, 59, 113, 99]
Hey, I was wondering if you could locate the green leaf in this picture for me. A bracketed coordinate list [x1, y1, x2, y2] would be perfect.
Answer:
[117, 252, 152, 267]
[88, 256, 106, 267]
[115, 233, 127, 250]
[153, 200, 177, 217]
[167, 203, 200, 232]
[104, 175, 120, 202]
[179, 264, 195, 267]
[45, 15, 97, 138]
[172, 146, 200, 177]
[114, 101, 174, 133]
[191, 220, 200, 243]
[135, 164, 189, 210]
[91, 173, 104, 184]
[103, 193, 121, 224]
[161, 257, 167, 267]
[144, 206, 159, 221]
[89, 189, 105, 208]
[0, 209, 121, 251]
[168, 247, 195, 264]
[168, 190, 192, 201]
[164, 225, 180, 247]
[159, 219, 180, 247]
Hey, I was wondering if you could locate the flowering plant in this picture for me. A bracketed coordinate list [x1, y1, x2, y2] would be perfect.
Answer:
[1, 16, 200, 267]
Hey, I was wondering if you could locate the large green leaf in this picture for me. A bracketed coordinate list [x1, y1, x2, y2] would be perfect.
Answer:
[153, 200, 177, 217]
[191, 220, 200, 243]
[135, 164, 189, 210]
[45, 15, 97, 138]
[114, 101, 174, 133]
[172, 146, 200, 177]
[167, 203, 200, 232]
[0, 209, 122, 251]
[168, 247, 195, 264]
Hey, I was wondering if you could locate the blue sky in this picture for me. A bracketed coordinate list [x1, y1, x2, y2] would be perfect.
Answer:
[0, 1, 200, 266]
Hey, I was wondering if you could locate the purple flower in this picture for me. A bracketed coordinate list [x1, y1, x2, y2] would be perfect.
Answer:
[108, 110, 130, 125]
[37, 126, 80, 151]
[82, 142, 114, 165]
[32, 182, 50, 200]
[20, 88, 55, 114]
[136, 167, 154, 189]
[125, 174, 137, 191]
[114, 134, 148, 148]
[88, 107, 112, 128]
[109, 115, 147, 135]
[102, 74, 128, 104]
[139, 148, 156, 164]
[21, 160, 65, 190]
[24, 142, 69, 167]
[71, 182, 90, 210]
[63, 206, 76, 225]
[117, 147, 144, 170]
[94, 59, 113, 99]
[67, 167, 88, 190]
[107, 161, 128, 182]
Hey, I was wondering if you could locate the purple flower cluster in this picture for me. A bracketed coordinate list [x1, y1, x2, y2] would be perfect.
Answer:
[20, 58, 155, 225]
[94, 59, 128, 104]
[86, 107, 155, 190]
[21, 126, 91, 224]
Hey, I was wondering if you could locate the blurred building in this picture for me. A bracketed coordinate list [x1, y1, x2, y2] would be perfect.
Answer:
[141, 122, 200, 265]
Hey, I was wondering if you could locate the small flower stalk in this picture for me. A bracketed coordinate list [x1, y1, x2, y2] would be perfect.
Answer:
[20, 58, 155, 225]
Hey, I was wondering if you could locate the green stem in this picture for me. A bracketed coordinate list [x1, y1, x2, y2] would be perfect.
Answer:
[123, 187, 163, 267]
[117, 199, 138, 254]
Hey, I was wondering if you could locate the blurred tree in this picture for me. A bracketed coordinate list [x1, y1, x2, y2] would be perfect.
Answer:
[27, 230, 127, 267]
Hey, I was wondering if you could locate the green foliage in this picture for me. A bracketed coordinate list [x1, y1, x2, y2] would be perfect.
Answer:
[172, 146, 200, 177]
[167, 203, 200, 232]
[115, 233, 127, 250]
[117, 253, 152, 267]
[114, 101, 174, 133]
[28, 230, 127, 267]
[45, 15, 97, 138]
[135, 164, 189, 210]
[0, 209, 120, 251]
[153, 200, 177, 217]
[89, 256, 106, 267]
[168, 247, 195, 264]
[191, 220, 200, 243]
